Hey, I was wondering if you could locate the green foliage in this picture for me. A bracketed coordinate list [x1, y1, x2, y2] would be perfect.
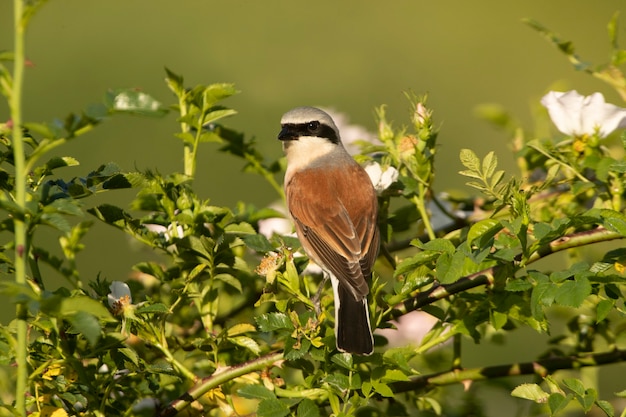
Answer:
[1, 3, 626, 417]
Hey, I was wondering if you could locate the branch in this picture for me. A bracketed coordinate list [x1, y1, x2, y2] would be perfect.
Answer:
[391, 348, 626, 393]
[159, 351, 284, 417]
[388, 226, 623, 319]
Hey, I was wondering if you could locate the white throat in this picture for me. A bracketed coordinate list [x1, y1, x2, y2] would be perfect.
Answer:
[283, 136, 348, 173]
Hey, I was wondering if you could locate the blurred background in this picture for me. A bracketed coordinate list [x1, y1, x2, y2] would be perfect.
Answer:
[1, 0, 625, 413]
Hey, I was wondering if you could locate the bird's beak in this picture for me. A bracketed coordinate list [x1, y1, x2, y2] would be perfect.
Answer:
[278, 125, 297, 141]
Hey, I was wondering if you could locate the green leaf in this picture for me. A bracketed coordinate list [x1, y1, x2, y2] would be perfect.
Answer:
[106, 88, 168, 117]
[164, 67, 184, 95]
[40, 212, 72, 233]
[296, 398, 320, 417]
[371, 380, 394, 397]
[135, 303, 169, 315]
[482, 151, 497, 178]
[562, 378, 585, 396]
[257, 398, 291, 417]
[467, 218, 502, 248]
[554, 276, 591, 307]
[237, 384, 276, 400]
[548, 393, 571, 415]
[438, 250, 466, 284]
[227, 323, 256, 336]
[67, 311, 101, 346]
[459, 148, 481, 172]
[511, 383, 549, 402]
[256, 312, 294, 332]
[59, 295, 113, 320]
[229, 336, 261, 355]
[330, 353, 353, 370]
[215, 273, 242, 293]
[505, 278, 532, 292]
[531, 280, 557, 320]
[225, 222, 256, 235]
[596, 299, 614, 322]
[242, 234, 275, 252]
[382, 369, 410, 382]
[596, 399, 614, 417]
[119, 347, 139, 367]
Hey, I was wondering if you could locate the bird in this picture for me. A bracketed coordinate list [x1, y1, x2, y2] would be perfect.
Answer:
[278, 106, 380, 355]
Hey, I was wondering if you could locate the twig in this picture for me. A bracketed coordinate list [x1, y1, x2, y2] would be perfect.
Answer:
[159, 352, 284, 417]
[392, 348, 626, 393]
[388, 226, 623, 319]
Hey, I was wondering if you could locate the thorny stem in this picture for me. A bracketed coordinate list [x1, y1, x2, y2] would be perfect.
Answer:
[391, 348, 626, 394]
[159, 352, 284, 417]
[11, 0, 29, 414]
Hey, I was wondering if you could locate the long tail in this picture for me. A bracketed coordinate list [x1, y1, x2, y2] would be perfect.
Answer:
[331, 277, 374, 355]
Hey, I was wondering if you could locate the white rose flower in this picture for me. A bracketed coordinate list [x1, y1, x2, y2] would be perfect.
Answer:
[364, 162, 399, 193]
[540, 90, 626, 138]
[107, 281, 133, 315]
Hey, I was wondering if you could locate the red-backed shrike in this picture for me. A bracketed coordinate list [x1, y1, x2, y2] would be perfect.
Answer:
[278, 106, 379, 355]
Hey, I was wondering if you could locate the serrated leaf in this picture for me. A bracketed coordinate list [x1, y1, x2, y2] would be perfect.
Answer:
[371, 380, 394, 397]
[135, 303, 169, 315]
[490, 170, 505, 188]
[146, 361, 176, 375]
[458, 170, 483, 180]
[382, 369, 410, 382]
[596, 399, 614, 417]
[119, 347, 139, 367]
[203, 108, 238, 125]
[418, 238, 456, 254]
[67, 311, 100, 346]
[242, 234, 275, 252]
[227, 323, 256, 336]
[482, 151, 498, 178]
[215, 273, 242, 293]
[256, 312, 294, 332]
[229, 336, 261, 355]
[511, 383, 549, 402]
[467, 218, 502, 248]
[330, 353, 353, 370]
[459, 148, 480, 171]
[40, 212, 72, 233]
[296, 398, 320, 417]
[596, 299, 614, 322]
[257, 398, 290, 417]
[562, 378, 585, 396]
[237, 384, 276, 400]
[548, 393, 571, 414]
[505, 278, 532, 292]
[554, 277, 591, 307]
[225, 222, 256, 235]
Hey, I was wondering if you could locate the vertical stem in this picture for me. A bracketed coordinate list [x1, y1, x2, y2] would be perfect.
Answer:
[177, 93, 194, 177]
[412, 185, 435, 241]
[11, 1, 29, 415]
[452, 334, 462, 369]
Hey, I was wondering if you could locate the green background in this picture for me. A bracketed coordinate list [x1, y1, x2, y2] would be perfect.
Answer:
[1, 0, 625, 411]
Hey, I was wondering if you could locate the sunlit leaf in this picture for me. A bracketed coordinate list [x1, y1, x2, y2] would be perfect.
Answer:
[511, 383, 549, 402]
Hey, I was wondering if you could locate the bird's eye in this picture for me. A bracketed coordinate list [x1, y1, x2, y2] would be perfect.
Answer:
[307, 121, 320, 133]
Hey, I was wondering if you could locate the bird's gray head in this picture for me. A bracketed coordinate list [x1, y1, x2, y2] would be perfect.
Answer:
[278, 107, 341, 145]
